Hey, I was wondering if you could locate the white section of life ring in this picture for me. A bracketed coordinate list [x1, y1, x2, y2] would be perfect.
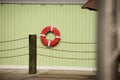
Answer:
[40, 34, 45, 37]
[50, 26, 54, 31]
[48, 41, 51, 46]
[55, 36, 60, 38]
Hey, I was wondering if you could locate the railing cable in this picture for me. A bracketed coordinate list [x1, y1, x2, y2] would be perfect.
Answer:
[37, 37, 96, 44]
[38, 46, 96, 53]
[0, 37, 28, 43]
[0, 53, 28, 59]
[38, 53, 95, 60]
[0, 46, 28, 52]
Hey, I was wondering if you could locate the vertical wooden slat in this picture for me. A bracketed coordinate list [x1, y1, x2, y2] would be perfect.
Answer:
[29, 35, 37, 74]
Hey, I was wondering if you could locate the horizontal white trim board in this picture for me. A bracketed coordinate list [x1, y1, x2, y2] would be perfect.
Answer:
[0, 0, 88, 4]
[0, 65, 96, 72]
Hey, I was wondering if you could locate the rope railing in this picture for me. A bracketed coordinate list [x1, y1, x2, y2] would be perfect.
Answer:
[0, 37, 28, 43]
[0, 53, 95, 60]
[0, 45, 96, 53]
[38, 53, 96, 60]
[0, 53, 28, 59]
[0, 37, 96, 44]
[37, 37, 96, 44]
[0, 35, 96, 74]
[0, 46, 28, 52]
[0, 36, 96, 53]
[37, 46, 96, 53]
[60, 41, 96, 44]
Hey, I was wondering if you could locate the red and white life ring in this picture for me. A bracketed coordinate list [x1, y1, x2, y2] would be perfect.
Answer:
[40, 26, 61, 47]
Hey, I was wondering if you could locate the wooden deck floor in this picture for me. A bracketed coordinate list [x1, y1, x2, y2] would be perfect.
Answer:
[0, 69, 96, 80]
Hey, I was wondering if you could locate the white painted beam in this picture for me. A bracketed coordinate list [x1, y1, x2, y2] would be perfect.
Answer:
[0, 65, 96, 72]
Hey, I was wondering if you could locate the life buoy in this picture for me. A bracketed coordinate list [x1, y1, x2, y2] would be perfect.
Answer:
[40, 26, 61, 47]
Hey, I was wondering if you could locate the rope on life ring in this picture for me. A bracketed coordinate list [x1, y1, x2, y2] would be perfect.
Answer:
[40, 26, 61, 47]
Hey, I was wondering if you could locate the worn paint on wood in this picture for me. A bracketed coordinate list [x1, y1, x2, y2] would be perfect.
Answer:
[29, 35, 37, 74]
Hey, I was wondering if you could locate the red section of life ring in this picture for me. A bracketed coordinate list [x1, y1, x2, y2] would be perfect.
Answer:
[40, 26, 61, 47]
